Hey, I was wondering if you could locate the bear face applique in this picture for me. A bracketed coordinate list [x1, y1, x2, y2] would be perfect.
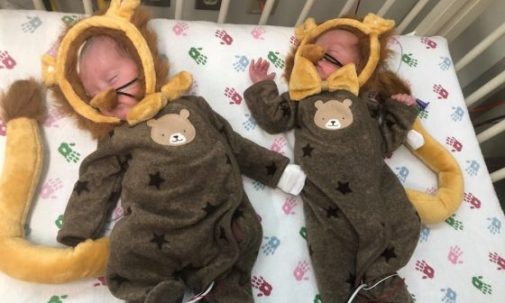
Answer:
[313, 99, 354, 130]
[147, 109, 196, 146]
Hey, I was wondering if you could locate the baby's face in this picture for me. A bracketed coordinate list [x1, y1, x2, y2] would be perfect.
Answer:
[314, 29, 360, 80]
[79, 37, 140, 120]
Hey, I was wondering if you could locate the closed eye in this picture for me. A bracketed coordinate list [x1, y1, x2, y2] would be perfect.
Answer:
[108, 75, 118, 84]
[323, 53, 343, 67]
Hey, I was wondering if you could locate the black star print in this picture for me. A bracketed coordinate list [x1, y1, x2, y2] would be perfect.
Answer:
[381, 246, 397, 262]
[346, 272, 356, 286]
[233, 209, 244, 220]
[225, 154, 232, 165]
[326, 206, 340, 218]
[266, 162, 278, 176]
[219, 226, 227, 240]
[219, 126, 226, 133]
[302, 143, 314, 157]
[120, 153, 132, 170]
[148, 171, 165, 190]
[108, 129, 115, 138]
[73, 181, 89, 195]
[150, 232, 169, 250]
[386, 119, 396, 128]
[124, 206, 132, 216]
[336, 181, 352, 195]
[110, 274, 128, 286]
[279, 101, 291, 117]
[308, 245, 314, 257]
[203, 202, 218, 215]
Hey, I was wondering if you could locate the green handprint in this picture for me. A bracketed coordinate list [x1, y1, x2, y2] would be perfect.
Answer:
[58, 142, 81, 163]
[47, 295, 68, 303]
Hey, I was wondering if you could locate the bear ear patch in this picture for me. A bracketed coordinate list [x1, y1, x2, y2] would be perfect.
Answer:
[147, 118, 157, 128]
[315, 100, 324, 109]
[342, 98, 353, 107]
[180, 109, 190, 119]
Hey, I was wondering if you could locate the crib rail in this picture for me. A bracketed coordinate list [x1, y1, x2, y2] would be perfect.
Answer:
[26, 0, 505, 183]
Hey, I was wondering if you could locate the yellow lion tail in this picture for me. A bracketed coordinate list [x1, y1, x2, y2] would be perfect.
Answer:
[0, 80, 108, 283]
[406, 118, 464, 224]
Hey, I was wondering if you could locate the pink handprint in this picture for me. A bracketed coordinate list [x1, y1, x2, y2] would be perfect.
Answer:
[293, 260, 310, 281]
[40, 178, 64, 199]
[270, 137, 287, 154]
[421, 37, 437, 49]
[464, 192, 481, 209]
[224, 87, 242, 105]
[433, 84, 449, 99]
[447, 245, 463, 264]
[415, 260, 435, 279]
[282, 196, 297, 215]
[251, 26, 265, 40]
[0, 50, 17, 69]
[215, 30, 233, 45]
[445, 136, 462, 152]
[489, 252, 505, 270]
[251, 275, 272, 297]
[172, 21, 188, 36]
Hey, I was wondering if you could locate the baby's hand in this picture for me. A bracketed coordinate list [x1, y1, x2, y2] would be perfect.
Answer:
[391, 94, 416, 106]
[249, 58, 276, 83]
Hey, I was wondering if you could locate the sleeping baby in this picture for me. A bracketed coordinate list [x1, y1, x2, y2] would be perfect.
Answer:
[244, 14, 421, 303]
[51, 3, 305, 303]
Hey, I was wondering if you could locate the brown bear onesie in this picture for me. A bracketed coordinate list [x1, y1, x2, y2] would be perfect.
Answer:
[244, 15, 421, 303]
[47, 1, 298, 302]
[58, 96, 291, 303]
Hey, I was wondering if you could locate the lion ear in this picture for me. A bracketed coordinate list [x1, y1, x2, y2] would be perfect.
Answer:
[294, 17, 317, 41]
[315, 100, 324, 109]
[106, 0, 140, 20]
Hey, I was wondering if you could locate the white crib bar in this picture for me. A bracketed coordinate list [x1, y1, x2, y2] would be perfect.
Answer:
[338, 0, 359, 17]
[455, 22, 505, 72]
[415, 0, 466, 36]
[465, 70, 505, 107]
[82, 0, 93, 15]
[174, 0, 184, 20]
[295, 0, 315, 26]
[439, 0, 493, 42]
[377, 0, 396, 17]
[490, 166, 505, 183]
[217, 0, 231, 24]
[258, 0, 275, 25]
[32, 0, 44, 10]
[396, 0, 429, 34]
[477, 118, 505, 144]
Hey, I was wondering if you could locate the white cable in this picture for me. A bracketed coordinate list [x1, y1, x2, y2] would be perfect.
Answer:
[185, 281, 215, 303]
[346, 273, 399, 303]
[346, 283, 367, 303]
[363, 273, 398, 291]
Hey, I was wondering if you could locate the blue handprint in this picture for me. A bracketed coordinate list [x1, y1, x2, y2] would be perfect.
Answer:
[395, 166, 409, 183]
[419, 224, 430, 242]
[242, 114, 257, 131]
[451, 106, 464, 122]
[439, 56, 452, 71]
[262, 236, 280, 255]
[441, 287, 457, 303]
[487, 217, 501, 235]
[233, 55, 249, 72]
[465, 160, 480, 176]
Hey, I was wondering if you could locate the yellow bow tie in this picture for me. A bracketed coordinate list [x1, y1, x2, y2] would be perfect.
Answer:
[288, 57, 359, 101]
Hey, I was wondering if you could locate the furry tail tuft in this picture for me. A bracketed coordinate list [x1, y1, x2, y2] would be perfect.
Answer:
[0, 79, 46, 123]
